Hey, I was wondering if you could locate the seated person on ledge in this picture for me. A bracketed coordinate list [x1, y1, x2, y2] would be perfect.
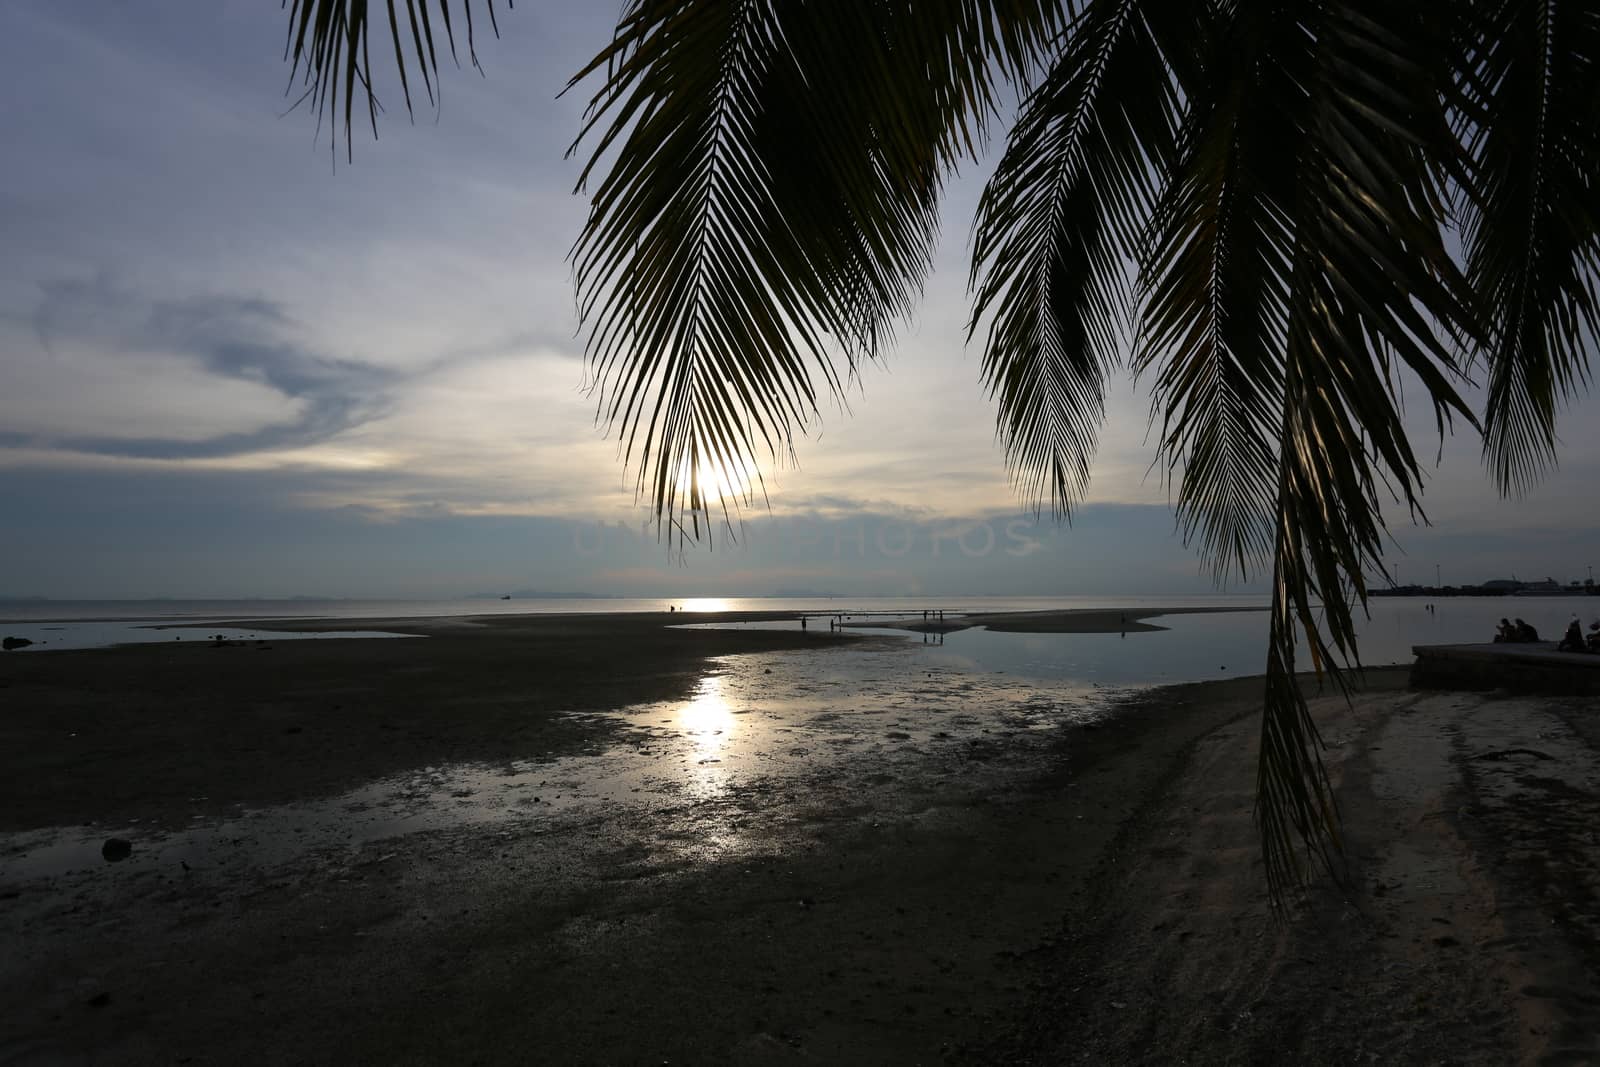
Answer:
[1514, 618, 1540, 643]
[1558, 617, 1587, 652]
[1494, 617, 1516, 643]
[1588, 621, 1600, 653]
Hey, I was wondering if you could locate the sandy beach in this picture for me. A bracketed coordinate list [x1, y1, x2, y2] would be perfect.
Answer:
[3, 611, 1598, 1064]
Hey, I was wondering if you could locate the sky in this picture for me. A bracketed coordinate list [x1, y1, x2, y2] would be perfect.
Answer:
[1, 2, 1596, 600]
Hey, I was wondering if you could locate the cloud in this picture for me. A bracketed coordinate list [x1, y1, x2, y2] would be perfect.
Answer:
[14, 274, 393, 459]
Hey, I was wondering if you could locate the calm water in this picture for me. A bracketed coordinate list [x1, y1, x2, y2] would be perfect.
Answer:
[0, 594, 1265, 623]
[690, 596, 1600, 686]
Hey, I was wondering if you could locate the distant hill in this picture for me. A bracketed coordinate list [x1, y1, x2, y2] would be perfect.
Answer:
[466, 591, 617, 600]
[755, 590, 851, 598]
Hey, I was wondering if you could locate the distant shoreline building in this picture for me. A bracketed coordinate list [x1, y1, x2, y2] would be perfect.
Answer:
[1374, 575, 1596, 598]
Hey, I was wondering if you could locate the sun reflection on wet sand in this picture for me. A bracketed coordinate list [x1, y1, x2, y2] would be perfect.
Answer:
[2, 644, 1127, 883]
[678, 673, 736, 789]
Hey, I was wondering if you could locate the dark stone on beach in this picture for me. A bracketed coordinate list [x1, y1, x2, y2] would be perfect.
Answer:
[86, 992, 111, 1008]
[2, 636, 33, 650]
[886, 731, 912, 740]
[101, 838, 133, 862]
[283, 726, 303, 735]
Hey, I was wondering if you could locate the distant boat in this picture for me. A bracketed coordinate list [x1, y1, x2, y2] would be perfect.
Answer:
[500, 595, 511, 600]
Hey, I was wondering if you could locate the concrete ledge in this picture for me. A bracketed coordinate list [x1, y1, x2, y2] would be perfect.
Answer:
[1410, 642, 1600, 695]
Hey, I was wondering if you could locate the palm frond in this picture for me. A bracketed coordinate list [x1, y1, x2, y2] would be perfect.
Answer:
[968, 0, 1183, 516]
[1457, 0, 1600, 494]
[1256, 0, 1476, 897]
[281, 0, 508, 159]
[1136, 3, 1297, 584]
[566, 1, 1065, 538]
[1136, 0, 1478, 899]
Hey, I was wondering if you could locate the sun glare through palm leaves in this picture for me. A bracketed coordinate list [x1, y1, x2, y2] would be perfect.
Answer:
[678, 456, 756, 515]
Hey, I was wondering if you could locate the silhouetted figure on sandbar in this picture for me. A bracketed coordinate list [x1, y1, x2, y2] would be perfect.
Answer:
[1558, 617, 1586, 652]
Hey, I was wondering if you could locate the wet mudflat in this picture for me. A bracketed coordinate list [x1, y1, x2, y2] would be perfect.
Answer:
[1, 615, 1163, 1064]
[5, 614, 1596, 1064]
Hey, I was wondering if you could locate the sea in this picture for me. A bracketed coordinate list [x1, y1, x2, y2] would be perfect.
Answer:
[2, 593, 1594, 687]
[0, 593, 1258, 622]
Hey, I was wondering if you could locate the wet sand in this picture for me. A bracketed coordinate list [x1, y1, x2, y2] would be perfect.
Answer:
[3, 613, 1598, 1064]
[0, 612, 856, 831]
[982, 681, 1600, 1065]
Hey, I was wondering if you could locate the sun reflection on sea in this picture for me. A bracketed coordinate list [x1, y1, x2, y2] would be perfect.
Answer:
[678, 597, 733, 613]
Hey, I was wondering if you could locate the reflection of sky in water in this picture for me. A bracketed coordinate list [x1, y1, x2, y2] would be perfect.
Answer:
[922, 614, 1272, 684]
[688, 597, 1600, 686]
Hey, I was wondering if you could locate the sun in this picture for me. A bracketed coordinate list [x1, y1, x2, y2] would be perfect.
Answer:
[678, 455, 754, 508]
